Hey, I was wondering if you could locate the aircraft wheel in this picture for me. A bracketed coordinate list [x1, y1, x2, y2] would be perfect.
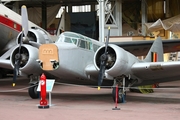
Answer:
[28, 83, 39, 99]
[112, 87, 126, 103]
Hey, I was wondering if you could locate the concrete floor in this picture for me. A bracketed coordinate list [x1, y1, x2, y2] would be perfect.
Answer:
[0, 78, 180, 120]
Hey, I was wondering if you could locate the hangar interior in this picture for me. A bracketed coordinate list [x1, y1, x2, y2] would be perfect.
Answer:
[1, 0, 180, 61]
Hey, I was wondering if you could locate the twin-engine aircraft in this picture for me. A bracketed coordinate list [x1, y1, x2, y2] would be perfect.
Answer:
[1, 5, 180, 103]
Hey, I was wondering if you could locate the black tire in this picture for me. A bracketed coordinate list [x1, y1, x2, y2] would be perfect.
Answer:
[28, 83, 39, 99]
[112, 87, 126, 103]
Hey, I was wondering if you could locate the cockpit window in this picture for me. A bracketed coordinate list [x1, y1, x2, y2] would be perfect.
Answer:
[56, 35, 64, 42]
[56, 33, 78, 45]
[63, 37, 77, 45]
[79, 40, 86, 48]
[72, 38, 77, 44]
[56, 32, 102, 51]
[86, 41, 93, 50]
[78, 39, 94, 51]
[64, 37, 72, 43]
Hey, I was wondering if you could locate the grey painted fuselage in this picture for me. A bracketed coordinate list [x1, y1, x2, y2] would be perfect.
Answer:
[46, 32, 103, 84]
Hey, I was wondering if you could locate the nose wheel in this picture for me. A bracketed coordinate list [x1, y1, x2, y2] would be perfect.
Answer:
[28, 83, 39, 99]
[28, 75, 39, 99]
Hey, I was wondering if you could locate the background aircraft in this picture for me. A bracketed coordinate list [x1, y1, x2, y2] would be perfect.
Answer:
[2, 5, 180, 103]
[0, 3, 56, 78]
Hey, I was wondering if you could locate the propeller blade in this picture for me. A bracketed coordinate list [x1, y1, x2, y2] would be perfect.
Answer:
[18, 31, 23, 54]
[21, 5, 28, 37]
[104, 26, 110, 54]
[12, 60, 19, 86]
[12, 5, 28, 86]
[97, 27, 110, 90]
[98, 59, 106, 90]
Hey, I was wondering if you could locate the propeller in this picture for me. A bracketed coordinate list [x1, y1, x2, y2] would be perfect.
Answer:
[12, 5, 29, 86]
[21, 5, 29, 37]
[98, 27, 110, 90]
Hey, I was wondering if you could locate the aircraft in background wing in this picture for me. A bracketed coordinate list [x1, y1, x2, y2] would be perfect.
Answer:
[2, 5, 180, 103]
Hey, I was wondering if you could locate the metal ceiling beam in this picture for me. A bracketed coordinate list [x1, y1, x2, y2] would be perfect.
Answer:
[98, 0, 105, 42]
[1, 0, 98, 6]
[42, 1, 47, 30]
[141, 0, 147, 36]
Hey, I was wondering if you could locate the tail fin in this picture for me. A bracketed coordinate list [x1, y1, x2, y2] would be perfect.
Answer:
[56, 10, 71, 36]
[144, 37, 164, 62]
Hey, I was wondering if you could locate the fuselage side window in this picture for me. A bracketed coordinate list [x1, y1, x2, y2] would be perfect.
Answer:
[89, 42, 93, 50]
[78, 40, 94, 51]
[85, 38, 93, 50]
[79, 40, 86, 48]
[86, 41, 93, 50]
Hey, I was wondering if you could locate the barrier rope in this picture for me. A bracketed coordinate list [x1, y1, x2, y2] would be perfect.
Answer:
[0, 81, 179, 93]
[0, 84, 37, 93]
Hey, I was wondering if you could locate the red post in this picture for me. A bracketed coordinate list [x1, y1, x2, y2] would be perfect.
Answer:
[115, 84, 118, 108]
[112, 84, 120, 110]
[38, 73, 49, 109]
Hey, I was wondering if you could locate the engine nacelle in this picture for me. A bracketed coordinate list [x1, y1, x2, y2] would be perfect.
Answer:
[94, 44, 138, 78]
[16, 27, 53, 45]
[10, 44, 42, 76]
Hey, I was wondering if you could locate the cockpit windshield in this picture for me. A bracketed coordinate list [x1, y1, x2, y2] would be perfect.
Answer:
[56, 32, 101, 52]
[56, 32, 78, 45]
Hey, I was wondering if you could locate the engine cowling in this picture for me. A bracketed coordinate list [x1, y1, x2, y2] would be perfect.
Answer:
[94, 44, 138, 78]
[10, 44, 42, 76]
[10, 27, 54, 77]
[16, 27, 53, 45]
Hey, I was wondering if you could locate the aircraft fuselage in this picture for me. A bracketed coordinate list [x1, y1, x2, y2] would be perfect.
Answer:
[0, 15, 20, 56]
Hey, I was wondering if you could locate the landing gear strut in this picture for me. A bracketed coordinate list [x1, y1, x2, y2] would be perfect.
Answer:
[28, 75, 39, 99]
[112, 76, 126, 103]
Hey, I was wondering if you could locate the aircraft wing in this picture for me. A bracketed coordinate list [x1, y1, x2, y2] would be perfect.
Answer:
[111, 39, 180, 56]
[85, 64, 99, 80]
[131, 61, 180, 86]
[0, 46, 16, 70]
[0, 59, 12, 70]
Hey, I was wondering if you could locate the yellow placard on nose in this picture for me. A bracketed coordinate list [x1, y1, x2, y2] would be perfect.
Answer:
[39, 44, 59, 70]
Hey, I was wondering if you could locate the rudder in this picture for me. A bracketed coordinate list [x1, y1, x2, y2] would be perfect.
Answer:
[144, 37, 164, 62]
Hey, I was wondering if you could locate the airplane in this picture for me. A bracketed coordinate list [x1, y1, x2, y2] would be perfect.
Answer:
[2, 5, 180, 103]
[36, 30, 180, 103]
[0, 3, 56, 78]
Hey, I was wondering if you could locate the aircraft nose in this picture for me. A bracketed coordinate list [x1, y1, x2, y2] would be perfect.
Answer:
[38, 44, 59, 70]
